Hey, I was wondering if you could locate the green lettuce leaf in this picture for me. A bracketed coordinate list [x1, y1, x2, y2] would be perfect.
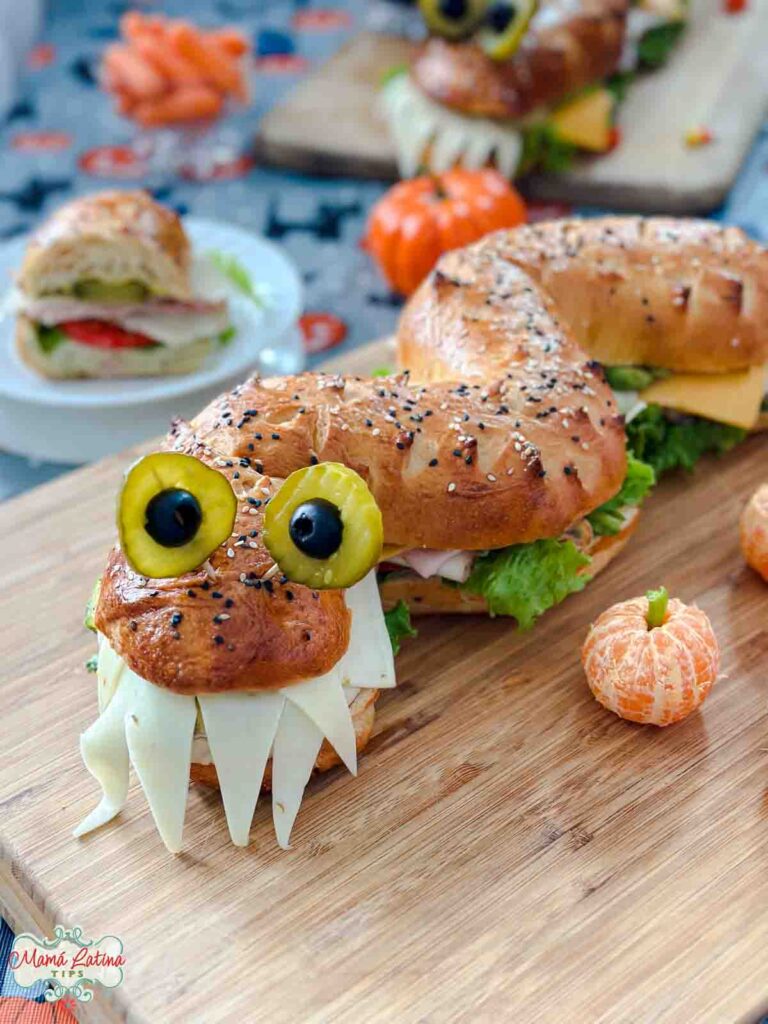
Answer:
[37, 325, 67, 354]
[208, 250, 265, 307]
[384, 600, 417, 656]
[637, 22, 686, 69]
[604, 364, 670, 391]
[380, 64, 408, 87]
[587, 453, 656, 536]
[462, 538, 591, 629]
[520, 122, 578, 175]
[84, 578, 102, 633]
[626, 403, 746, 475]
[605, 70, 636, 105]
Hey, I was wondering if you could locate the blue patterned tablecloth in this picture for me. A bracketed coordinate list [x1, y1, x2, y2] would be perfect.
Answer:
[1, 0, 767, 1015]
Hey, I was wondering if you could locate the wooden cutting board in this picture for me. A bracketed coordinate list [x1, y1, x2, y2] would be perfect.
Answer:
[257, 0, 768, 214]
[1, 338, 768, 1024]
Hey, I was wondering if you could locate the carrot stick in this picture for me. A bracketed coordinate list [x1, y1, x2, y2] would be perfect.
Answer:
[167, 22, 242, 96]
[132, 85, 223, 127]
[207, 28, 249, 57]
[134, 35, 202, 86]
[102, 44, 165, 99]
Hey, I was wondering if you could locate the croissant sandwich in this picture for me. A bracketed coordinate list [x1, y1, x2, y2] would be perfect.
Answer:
[14, 190, 231, 379]
[381, 0, 687, 179]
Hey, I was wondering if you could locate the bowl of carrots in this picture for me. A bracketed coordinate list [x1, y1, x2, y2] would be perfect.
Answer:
[101, 12, 251, 129]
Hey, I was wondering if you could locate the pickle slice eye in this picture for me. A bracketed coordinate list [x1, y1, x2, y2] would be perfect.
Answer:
[117, 452, 237, 579]
[264, 463, 383, 590]
[477, 0, 538, 60]
[419, 0, 487, 40]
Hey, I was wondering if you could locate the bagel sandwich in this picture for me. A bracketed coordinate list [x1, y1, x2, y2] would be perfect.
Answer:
[13, 190, 231, 379]
[381, 0, 687, 179]
[77, 286, 644, 849]
[79, 428, 395, 852]
[421, 216, 768, 476]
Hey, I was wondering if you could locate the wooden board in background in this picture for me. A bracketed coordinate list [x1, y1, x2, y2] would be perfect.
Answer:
[1, 338, 768, 1023]
[257, 0, 768, 214]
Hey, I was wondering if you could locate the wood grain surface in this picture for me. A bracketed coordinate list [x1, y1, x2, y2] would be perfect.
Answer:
[1, 339, 768, 1024]
[256, 0, 768, 214]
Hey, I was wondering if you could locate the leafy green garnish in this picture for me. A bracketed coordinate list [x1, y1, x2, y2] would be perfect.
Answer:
[626, 404, 746, 475]
[85, 654, 98, 673]
[372, 366, 394, 378]
[84, 578, 102, 633]
[384, 600, 417, 656]
[637, 22, 686, 69]
[462, 538, 591, 629]
[37, 325, 67, 354]
[380, 64, 408, 88]
[605, 365, 671, 392]
[208, 250, 264, 307]
[217, 325, 237, 346]
[587, 454, 656, 537]
[605, 70, 636, 105]
[520, 122, 579, 175]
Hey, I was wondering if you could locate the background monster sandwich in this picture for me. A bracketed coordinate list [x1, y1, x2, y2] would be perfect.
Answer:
[14, 190, 231, 379]
[382, 0, 688, 179]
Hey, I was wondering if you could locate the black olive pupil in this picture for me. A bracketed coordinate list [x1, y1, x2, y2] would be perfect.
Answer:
[289, 498, 343, 560]
[145, 488, 203, 549]
[487, 1, 516, 32]
[439, 0, 469, 21]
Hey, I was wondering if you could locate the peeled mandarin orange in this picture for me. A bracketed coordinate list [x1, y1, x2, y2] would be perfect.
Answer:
[581, 587, 720, 727]
[740, 483, 768, 583]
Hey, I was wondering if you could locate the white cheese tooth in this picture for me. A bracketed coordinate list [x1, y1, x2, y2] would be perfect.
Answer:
[271, 701, 325, 850]
[430, 123, 468, 174]
[495, 132, 523, 181]
[73, 671, 137, 838]
[124, 678, 196, 854]
[281, 668, 357, 776]
[197, 691, 285, 847]
[342, 570, 396, 690]
[462, 131, 495, 171]
[96, 633, 127, 713]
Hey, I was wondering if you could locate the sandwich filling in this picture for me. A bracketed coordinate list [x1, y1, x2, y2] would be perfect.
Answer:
[11, 247, 252, 364]
[605, 363, 768, 474]
[76, 570, 395, 852]
[378, 455, 654, 628]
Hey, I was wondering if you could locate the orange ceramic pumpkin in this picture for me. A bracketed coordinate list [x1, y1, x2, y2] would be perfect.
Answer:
[364, 168, 527, 296]
[581, 587, 720, 727]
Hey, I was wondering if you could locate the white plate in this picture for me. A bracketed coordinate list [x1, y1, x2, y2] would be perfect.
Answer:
[0, 217, 304, 462]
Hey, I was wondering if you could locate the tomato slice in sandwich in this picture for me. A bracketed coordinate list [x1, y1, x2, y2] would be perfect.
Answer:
[59, 319, 157, 349]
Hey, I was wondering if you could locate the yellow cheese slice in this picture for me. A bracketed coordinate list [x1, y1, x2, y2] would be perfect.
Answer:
[640, 364, 767, 430]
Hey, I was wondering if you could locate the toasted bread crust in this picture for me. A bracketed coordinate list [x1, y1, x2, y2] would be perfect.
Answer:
[379, 509, 638, 615]
[95, 425, 350, 695]
[399, 218, 768, 378]
[189, 689, 378, 790]
[19, 190, 190, 300]
[189, 369, 626, 552]
[412, 0, 628, 120]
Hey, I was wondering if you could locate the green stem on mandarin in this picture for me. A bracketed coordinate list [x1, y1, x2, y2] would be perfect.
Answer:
[646, 586, 669, 629]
